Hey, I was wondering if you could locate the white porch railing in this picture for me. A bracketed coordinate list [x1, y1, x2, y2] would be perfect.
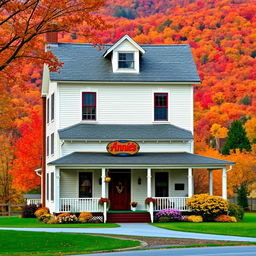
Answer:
[28, 199, 41, 205]
[154, 197, 189, 211]
[60, 198, 101, 212]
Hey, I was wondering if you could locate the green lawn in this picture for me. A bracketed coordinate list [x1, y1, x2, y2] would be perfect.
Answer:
[153, 213, 256, 238]
[0, 230, 140, 255]
[0, 216, 118, 228]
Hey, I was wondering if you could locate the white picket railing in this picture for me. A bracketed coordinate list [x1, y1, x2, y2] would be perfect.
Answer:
[28, 199, 41, 205]
[60, 198, 102, 212]
[154, 197, 189, 211]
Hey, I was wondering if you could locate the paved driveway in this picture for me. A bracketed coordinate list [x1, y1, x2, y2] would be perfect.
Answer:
[1, 223, 256, 242]
[76, 246, 256, 256]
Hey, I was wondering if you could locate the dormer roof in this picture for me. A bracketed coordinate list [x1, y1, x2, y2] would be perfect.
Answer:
[103, 35, 145, 58]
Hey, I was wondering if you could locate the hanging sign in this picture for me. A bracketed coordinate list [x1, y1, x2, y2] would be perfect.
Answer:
[107, 140, 140, 156]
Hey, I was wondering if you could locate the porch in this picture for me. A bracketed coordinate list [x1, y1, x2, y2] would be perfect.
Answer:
[49, 152, 234, 222]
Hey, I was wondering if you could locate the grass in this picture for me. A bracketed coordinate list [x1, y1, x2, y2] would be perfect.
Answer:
[0, 216, 119, 228]
[153, 213, 256, 238]
[0, 230, 140, 255]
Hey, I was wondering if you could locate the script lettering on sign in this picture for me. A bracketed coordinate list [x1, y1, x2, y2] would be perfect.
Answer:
[107, 140, 140, 156]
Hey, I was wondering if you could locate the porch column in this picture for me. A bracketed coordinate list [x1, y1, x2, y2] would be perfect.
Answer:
[54, 168, 60, 213]
[188, 168, 193, 198]
[101, 168, 107, 223]
[147, 168, 153, 223]
[209, 169, 213, 195]
[222, 167, 227, 200]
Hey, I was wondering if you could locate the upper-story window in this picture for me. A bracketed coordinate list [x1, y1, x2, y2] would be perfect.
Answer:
[118, 52, 134, 69]
[51, 93, 55, 121]
[82, 92, 96, 120]
[46, 98, 50, 124]
[154, 93, 168, 121]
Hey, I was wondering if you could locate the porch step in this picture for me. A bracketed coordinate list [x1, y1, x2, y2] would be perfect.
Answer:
[107, 212, 151, 223]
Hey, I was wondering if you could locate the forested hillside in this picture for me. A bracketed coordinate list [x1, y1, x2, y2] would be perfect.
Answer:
[1, 0, 255, 200]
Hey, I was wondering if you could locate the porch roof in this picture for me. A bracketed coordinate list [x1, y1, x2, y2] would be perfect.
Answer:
[58, 124, 193, 141]
[49, 152, 234, 168]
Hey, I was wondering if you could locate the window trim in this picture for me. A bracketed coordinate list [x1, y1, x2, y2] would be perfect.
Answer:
[154, 92, 169, 121]
[154, 172, 169, 197]
[50, 172, 54, 201]
[46, 98, 50, 124]
[46, 136, 49, 157]
[78, 171, 93, 198]
[118, 52, 135, 70]
[82, 92, 97, 121]
[51, 93, 55, 121]
[50, 133, 54, 155]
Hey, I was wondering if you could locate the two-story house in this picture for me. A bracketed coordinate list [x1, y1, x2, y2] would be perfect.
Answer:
[41, 34, 234, 223]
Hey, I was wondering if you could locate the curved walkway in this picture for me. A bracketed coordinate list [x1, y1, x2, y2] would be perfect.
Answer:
[0, 223, 256, 242]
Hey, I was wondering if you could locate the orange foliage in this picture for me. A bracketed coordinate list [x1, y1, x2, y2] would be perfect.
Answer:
[11, 112, 42, 192]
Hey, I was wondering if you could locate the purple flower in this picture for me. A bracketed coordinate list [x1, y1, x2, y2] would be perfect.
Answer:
[156, 208, 182, 221]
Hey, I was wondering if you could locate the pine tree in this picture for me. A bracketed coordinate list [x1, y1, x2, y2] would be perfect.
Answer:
[237, 183, 249, 211]
[222, 120, 251, 155]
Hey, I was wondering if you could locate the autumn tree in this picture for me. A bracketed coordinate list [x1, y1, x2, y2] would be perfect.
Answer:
[0, 0, 105, 75]
[222, 120, 251, 155]
[244, 118, 256, 144]
[210, 123, 228, 151]
[11, 112, 42, 192]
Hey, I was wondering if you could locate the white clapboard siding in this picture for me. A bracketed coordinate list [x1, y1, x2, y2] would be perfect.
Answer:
[58, 84, 193, 132]
[131, 170, 147, 210]
[61, 141, 191, 157]
[170, 169, 188, 197]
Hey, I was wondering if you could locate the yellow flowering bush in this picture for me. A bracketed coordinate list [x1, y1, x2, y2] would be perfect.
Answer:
[215, 214, 237, 222]
[186, 194, 228, 220]
[34, 207, 49, 218]
[187, 215, 203, 223]
[78, 212, 93, 223]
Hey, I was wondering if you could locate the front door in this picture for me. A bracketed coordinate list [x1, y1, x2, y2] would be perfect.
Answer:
[109, 170, 131, 211]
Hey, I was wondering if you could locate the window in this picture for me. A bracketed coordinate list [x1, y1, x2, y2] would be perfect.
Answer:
[51, 93, 54, 121]
[175, 183, 185, 190]
[50, 172, 54, 201]
[46, 173, 49, 201]
[154, 93, 168, 121]
[46, 136, 49, 157]
[155, 172, 168, 197]
[79, 172, 92, 198]
[46, 98, 49, 123]
[118, 52, 134, 69]
[51, 133, 54, 155]
[82, 92, 96, 120]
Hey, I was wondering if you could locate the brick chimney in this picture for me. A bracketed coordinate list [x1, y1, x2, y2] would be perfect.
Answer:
[46, 31, 58, 44]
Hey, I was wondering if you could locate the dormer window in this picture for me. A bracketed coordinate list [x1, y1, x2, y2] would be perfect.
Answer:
[118, 53, 134, 69]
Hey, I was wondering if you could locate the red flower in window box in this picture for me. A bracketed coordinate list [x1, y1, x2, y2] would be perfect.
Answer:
[145, 197, 156, 205]
[99, 197, 110, 207]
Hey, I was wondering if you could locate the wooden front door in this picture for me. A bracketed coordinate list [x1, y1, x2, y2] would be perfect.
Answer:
[109, 170, 131, 211]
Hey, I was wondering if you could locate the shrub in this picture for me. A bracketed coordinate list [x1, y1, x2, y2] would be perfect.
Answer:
[187, 215, 203, 223]
[22, 204, 38, 218]
[215, 214, 237, 222]
[158, 216, 171, 223]
[79, 212, 93, 223]
[228, 203, 244, 221]
[156, 208, 182, 222]
[39, 214, 53, 223]
[56, 213, 78, 224]
[186, 194, 228, 221]
[237, 183, 249, 211]
[34, 207, 49, 218]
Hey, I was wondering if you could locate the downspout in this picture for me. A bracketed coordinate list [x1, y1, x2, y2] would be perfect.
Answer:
[41, 96, 46, 206]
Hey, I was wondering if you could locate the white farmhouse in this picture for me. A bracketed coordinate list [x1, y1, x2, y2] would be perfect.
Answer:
[41, 34, 234, 223]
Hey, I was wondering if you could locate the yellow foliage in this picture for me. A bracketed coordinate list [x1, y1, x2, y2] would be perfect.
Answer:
[186, 194, 228, 219]
[215, 214, 237, 222]
[187, 215, 203, 223]
[244, 118, 256, 143]
[79, 211, 93, 223]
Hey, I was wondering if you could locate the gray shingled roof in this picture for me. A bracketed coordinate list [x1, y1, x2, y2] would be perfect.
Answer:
[58, 124, 193, 141]
[49, 43, 200, 82]
[49, 152, 234, 167]
[23, 194, 41, 199]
